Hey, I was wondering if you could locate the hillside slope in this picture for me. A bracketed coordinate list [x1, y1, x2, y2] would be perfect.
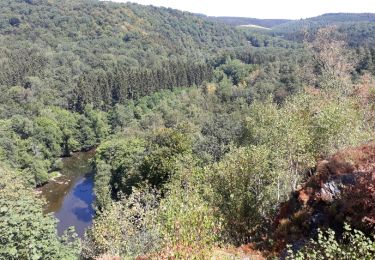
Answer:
[0, 0, 248, 109]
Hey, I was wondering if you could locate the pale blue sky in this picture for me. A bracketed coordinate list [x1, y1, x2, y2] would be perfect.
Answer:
[106, 0, 375, 19]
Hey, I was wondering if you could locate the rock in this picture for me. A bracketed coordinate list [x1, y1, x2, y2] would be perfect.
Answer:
[320, 181, 340, 202]
[320, 173, 356, 202]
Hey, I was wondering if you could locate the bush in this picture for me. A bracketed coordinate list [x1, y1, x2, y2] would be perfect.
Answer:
[287, 224, 375, 260]
[206, 145, 279, 243]
[155, 174, 222, 258]
[83, 188, 161, 258]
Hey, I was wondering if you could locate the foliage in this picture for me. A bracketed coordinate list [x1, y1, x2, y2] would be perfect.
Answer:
[83, 187, 161, 259]
[0, 0, 247, 113]
[273, 13, 375, 47]
[287, 224, 375, 260]
[310, 97, 370, 157]
[155, 174, 222, 258]
[0, 1, 375, 258]
[243, 97, 314, 194]
[206, 16, 291, 28]
[140, 128, 192, 189]
[93, 137, 146, 210]
[0, 164, 80, 259]
[0, 104, 109, 187]
[206, 146, 278, 243]
[195, 113, 243, 161]
[85, 162, 221, 259]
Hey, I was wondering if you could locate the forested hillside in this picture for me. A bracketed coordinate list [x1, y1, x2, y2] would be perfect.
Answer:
[0, 0, 250, 187]
[1, 0, 375, 259]
[0, 0, 247, 109]
[0, 0, 308, 189]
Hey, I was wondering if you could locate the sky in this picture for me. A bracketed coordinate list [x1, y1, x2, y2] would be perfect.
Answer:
[107, 0, 375, 19]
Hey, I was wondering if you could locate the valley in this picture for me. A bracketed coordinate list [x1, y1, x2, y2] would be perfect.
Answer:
[0, 0, 375, 259]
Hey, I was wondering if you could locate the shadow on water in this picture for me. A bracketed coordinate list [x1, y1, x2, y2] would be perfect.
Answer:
[71, 174, 95, 222]
[40, 149, 96, 238]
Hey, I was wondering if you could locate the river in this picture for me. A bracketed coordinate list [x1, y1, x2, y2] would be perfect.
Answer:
[40, 150, 96, 238]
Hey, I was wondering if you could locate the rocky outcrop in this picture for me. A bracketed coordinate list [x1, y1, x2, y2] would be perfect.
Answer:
[273, 141, 375, 252]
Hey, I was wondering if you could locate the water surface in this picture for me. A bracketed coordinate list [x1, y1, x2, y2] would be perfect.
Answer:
[40, 150, 95, 237]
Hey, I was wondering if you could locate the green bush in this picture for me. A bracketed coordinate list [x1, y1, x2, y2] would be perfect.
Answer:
[287, 224, 375, 260]
[156, 173, 222, 258]
[83, 188, 161, 259]
[206, 145, 279, 243]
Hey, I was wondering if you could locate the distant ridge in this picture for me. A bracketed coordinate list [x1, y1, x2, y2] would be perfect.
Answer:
[272, 13, 375, 46]
[273, 12, 375, 30]
[205, 16, 292, 28]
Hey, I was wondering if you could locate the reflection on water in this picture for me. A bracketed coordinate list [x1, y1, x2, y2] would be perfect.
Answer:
[40, 150, 95, 238]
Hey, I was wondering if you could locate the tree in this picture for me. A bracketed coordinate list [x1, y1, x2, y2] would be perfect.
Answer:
[310, 96, 369, 157]
[0, 165, 80, 259]
[207, 146, 279, 243]
[83, 188, 160, 259]
[307, 27, 354, 94]
[140, 128, 191, 189]
[93, 137, 146, 209]
[33, 116, 63, 159]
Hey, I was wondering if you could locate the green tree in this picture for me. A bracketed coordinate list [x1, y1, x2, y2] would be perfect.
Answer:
[0, 165, 80, 259]
[207, 145, 278, 243]
[93, 137, 146, 209]
[140, 128, 191, 189]
[83, 188, 160, 259]
[33, 116, 63, 159]
[310, 96, 370, 157]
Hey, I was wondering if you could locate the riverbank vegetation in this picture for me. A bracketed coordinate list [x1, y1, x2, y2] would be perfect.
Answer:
[0, 164, 81, 259]
[1, 0, 375, 259]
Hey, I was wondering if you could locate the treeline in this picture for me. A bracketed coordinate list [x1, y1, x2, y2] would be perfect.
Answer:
[73, 61, 213, 111]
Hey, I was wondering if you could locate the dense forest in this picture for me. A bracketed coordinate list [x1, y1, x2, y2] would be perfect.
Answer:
[1, 0, 375, 259]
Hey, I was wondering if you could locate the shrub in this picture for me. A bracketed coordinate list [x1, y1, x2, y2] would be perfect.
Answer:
[207, 145, 279, 243]
[82, 188, 161, 258]
[287, 224, 375, 260]
[155, 175, 222, 258]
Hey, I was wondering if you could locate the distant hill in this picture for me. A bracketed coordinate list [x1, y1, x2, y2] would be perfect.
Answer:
[0, 0, 248, 67]
[272, 13, 375, 46]
[205, 13, 375, 47]
[275, 13, 375, 28]
[206, 16, 291, 28]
